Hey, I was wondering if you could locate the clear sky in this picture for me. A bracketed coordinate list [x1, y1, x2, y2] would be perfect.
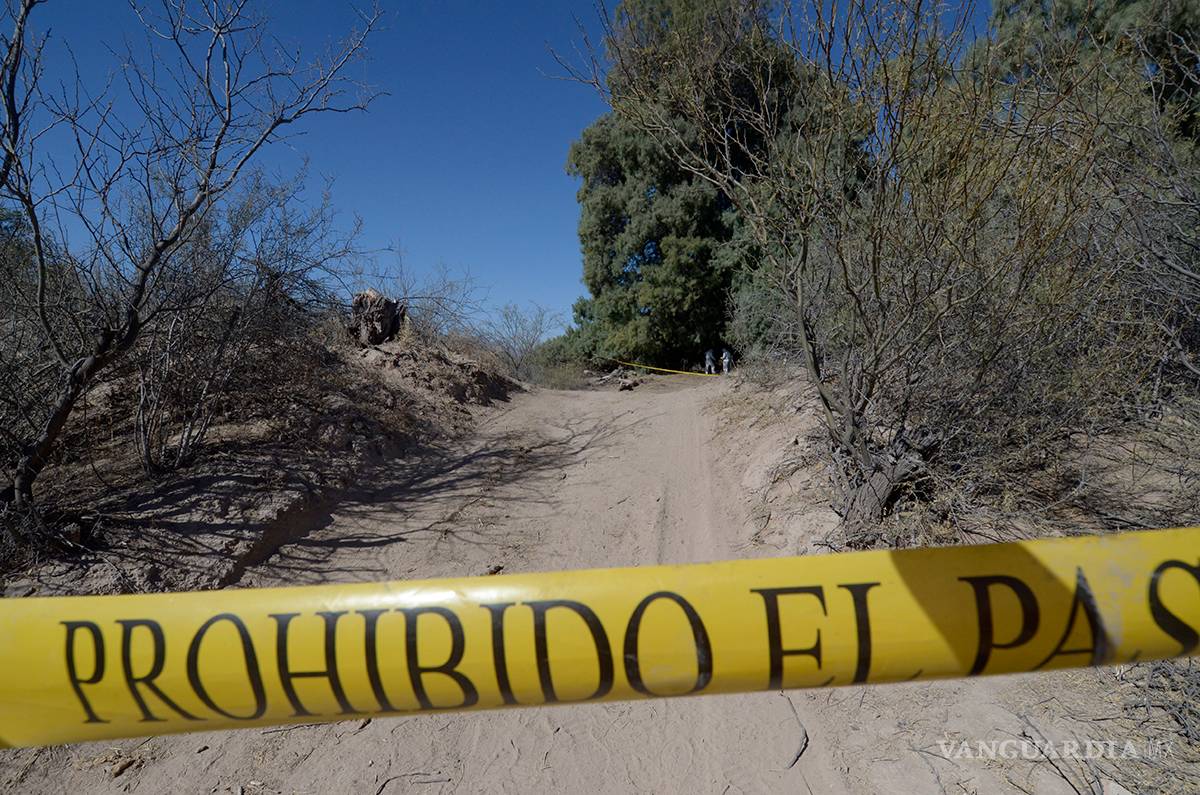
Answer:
[36, 0, 610, 324]
[33, 1, 992, 326]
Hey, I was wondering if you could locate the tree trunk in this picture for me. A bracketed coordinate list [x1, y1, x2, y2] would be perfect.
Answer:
[841, 452, 926, 545]
[4, 348, 107, 526]
[844, 466, 899, 528]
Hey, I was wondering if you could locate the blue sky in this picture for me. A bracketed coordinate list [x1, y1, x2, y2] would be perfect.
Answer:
[37, 1, 610, 324]
[33, 1, 992, 326]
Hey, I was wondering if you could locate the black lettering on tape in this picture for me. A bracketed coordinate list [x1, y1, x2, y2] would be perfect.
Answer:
[357, 609, 399, 712]
[751, 586, 826, 689]
[117, 619, 199, 722]
[481, 603, 519, 705]
[959, 575, 1040, 676]
[623, 591, 713, 696]
[186, 613, 266, 720]
[1035, 568, 1111, 669]
[527, 599, 614, 703]
[839, 582, 881, 684]
[399, 606, 479, 710]
[62, 621, 108, 724]
[270, 612, 357, 718]
[1149, 560, 1200, 656]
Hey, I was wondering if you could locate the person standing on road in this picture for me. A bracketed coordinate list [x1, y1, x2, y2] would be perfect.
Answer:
[721, 348, 732, 375]
[704, 349, 716, 374]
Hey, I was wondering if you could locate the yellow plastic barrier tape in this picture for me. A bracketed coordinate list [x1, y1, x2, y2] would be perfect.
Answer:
[1, 527, 1198, 748]
[603, 357, 719, 377]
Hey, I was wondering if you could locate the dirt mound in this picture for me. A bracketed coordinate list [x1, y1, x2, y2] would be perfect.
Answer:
[359, 336, 518, 414]
[2, 336, 516, 599]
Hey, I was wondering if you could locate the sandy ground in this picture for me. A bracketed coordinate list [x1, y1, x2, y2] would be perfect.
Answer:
[4, 378, 1190, 793]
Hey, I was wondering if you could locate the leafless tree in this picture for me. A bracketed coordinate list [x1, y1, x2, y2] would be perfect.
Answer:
[0, 0, 379, 537]
[478, 302, 562, 380]
[131, 175, 358, 474]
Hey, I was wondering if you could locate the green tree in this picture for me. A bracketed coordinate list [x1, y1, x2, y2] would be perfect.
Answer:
[566, 111, 740, 367]
[564, 0, 809, 368]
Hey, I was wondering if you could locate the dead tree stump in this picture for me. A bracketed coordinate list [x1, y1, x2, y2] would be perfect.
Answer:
[348, 289, 405, 346]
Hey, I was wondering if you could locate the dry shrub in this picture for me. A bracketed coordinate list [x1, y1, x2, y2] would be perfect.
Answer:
[129, 181, 356, 474]
[528, 362, 592, 390]
[575, 0, 1200, 543]
[0, 0, 379, 543]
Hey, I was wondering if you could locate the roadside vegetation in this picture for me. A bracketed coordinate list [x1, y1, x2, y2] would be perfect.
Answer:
[549, 0, 1200, 544]
[0, 1, 511, 563]
[0, 0, 382, 550]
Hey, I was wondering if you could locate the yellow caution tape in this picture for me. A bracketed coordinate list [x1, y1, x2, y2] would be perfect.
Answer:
[1, 527, 1197, 748]
[604, 357, 720, 377]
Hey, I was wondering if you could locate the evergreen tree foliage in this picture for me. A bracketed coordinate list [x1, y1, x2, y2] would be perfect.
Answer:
[566, 112, 741, 367]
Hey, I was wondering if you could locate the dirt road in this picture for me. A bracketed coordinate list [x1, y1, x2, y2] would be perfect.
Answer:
[8, 379, 1170, 793]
